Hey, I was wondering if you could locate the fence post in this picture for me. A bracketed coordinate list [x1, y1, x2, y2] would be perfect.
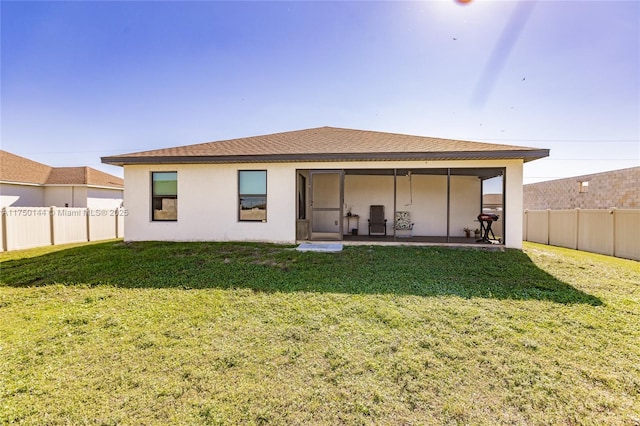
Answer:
[546, 209, 551, 245]
[86, 208, 91, 241]
[49, 207, 55, 245]
[611, 208, 616, 257]
[1, 207, 7, 252]
[574, 208, 580, 250]
[115, 208, 119, 239]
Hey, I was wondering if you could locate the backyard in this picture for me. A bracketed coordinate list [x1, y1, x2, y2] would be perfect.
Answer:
[1, 241, 638, 425]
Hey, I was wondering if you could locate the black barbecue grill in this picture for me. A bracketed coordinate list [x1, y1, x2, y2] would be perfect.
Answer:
[477, 213, 500, 243]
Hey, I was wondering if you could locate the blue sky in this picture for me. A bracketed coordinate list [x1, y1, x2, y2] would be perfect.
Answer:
[2, 1, 638, 185]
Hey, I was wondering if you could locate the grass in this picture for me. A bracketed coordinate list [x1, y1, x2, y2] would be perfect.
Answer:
[1, 240, 638, 425]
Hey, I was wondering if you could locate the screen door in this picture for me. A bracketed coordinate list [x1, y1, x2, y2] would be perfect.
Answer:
[309, 170, 343, 240]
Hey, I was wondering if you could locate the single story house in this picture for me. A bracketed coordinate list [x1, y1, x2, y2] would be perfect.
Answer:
[1, 150, 124, 208]
[102, 126, 549, 249]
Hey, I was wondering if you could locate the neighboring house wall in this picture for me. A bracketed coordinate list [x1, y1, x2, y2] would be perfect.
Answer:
[44, 186, 123, 208]
[1, 184, 122, 208]
[43, 186, 72, 207]
[44, 186, 88, 207]
[74, 187, 89, 207]
[0, 183, 45, 207]
[524, 167, 639, 210]
[87, 187, 125, 209]
[123, 159, 525, 248]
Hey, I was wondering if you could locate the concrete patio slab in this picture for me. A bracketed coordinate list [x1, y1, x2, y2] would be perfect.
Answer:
[296, 243, 343, 252]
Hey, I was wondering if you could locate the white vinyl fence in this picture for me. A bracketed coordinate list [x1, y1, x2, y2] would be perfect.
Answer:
[524, 209, 640, 261]
[1, 207, 125, 251]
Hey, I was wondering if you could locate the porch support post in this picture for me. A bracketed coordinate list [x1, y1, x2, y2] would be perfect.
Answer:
[393, 169, 397, 241]
[446, 168, 451, 243]
[502, 169, 507, 245]
[480, 178, 484, 214]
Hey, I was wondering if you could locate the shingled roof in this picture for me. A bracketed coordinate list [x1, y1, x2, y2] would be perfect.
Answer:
[1, 150, 123, 188]
[102, 126, 549, 166]
[46, 167, 124, 188]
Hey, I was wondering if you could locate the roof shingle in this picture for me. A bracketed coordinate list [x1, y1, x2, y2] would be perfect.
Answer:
[102, 126, 549, 165]
[0, 150, 52, 185]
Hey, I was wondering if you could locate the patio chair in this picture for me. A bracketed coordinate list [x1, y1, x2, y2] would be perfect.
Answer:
[393, 211, 414, 237]
[368, 205, 387, 236]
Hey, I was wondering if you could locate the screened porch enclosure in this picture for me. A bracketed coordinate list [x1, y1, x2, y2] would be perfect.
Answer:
[296, 168, 505, 244]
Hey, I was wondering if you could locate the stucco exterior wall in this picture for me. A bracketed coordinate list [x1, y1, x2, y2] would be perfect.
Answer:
[451, 176, 483, 237]
[504, 162, 524, 248]
[44, 186, 87, 207]
[344, 174, 480, 237]
[87, 187, 124, 208]
[0, 183, 45, 207]
[124, 163, 297, 244]
[123, 159, 525, 248]
[0, 184, 123, 208]
[523, 166, 639, 210]
[344, 175, 396, 234]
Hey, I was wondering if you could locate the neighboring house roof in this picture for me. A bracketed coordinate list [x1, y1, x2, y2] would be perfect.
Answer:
[0, 150, 124, 188]
[46, 167, 125, 188]
[102, 126, 549, 166]
[0, 150, 52, 185]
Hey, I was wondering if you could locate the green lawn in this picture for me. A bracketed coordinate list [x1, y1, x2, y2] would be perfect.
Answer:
[1, 241, 638, 425]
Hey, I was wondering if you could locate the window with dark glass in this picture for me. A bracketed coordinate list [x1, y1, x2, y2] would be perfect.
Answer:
[151, 171, 177, 221]
[239, 170, 267, 221]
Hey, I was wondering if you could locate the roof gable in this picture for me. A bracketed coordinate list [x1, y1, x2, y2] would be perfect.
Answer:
[46, 167, 88, 185]
[46, 167, 124, 188]
[102, 126, 549, 165]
